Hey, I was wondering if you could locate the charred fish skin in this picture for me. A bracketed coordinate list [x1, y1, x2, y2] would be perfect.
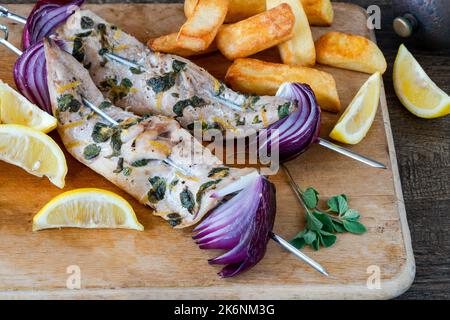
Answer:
[57, 10, 297, 139]
[44, 39, 257, 228]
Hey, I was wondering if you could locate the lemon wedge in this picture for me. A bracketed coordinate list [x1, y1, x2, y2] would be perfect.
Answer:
[33, 188, 144, 231]
[393, 44, 450, 118]
[0, 124, 67, 188]
[0, 80, 57, 133]
[329, 72, 381, 144]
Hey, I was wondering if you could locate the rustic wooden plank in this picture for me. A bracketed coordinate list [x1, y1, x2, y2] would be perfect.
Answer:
[0, 2, 414, 299]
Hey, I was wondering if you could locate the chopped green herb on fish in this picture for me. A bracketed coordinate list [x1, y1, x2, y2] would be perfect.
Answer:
[180, 187, 195, 214]
[148, 176, 167, 203]
[208, 167, 229, 179]
[83, 144, 101, 160]
[131, 158, 151, 167]
[80, 16, 94, 29]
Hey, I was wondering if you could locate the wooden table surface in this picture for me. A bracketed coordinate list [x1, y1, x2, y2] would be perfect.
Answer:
[1, 0, 449, 300]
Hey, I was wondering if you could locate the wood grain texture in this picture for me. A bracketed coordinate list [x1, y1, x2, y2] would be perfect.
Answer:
[0, 1, 418, 299]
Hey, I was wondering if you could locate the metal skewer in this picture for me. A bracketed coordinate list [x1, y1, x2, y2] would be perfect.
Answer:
[270, 232, 329, 276]
[0, 5, 27, 24]
[0, 24, 22, 55]
[318, 138, 386, 169]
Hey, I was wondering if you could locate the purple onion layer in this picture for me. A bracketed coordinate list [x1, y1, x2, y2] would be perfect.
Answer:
[22, 0, 84, 49]
[14, 39, 67, 114]
[193, 175, 276, 278]
[259, 83, 321, 162]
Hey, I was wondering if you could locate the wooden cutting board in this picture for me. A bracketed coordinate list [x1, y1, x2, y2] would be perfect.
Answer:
[0, 3, 414, 299]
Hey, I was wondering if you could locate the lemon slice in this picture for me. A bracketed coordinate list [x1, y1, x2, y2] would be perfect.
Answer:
[329, 72, 381, 144]
[0, 80, 57, 133]
[393, 44, 450, 118]
[0, 124, 67, 188]
[33, 188, 144, 231]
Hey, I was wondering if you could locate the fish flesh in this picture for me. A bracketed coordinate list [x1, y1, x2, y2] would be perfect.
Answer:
[55, 9, 297, 139]
[44, 39, 258, 228]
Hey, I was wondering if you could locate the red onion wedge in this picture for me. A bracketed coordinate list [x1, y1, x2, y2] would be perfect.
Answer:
[193, 175, 276, 278]
[258, 83, 321, 162]
[13, 39, 67, 114]
[22, 0, 83, 49]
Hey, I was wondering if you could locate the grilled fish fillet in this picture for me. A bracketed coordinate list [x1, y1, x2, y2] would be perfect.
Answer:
[56, 9, 297, 139]
[44, 39, 258, 228]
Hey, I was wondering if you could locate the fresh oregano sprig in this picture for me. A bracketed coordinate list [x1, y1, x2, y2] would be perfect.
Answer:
[289, 187, 367, 251]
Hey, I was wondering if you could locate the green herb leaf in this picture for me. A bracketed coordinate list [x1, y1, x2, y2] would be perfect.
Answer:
[109, 130, 122, 157]
[312, 210, 334, 233]
[147, 72, 177, 94]
[123, 167, 132, 176]
[290, 237, 306, 249]
[302, 187, 319, 209]
[83, 144, 101, 160]
[92, 122, 113, 143]
[72, 37, 85, 63]
[113, 157, 124, 174]
[98, 101, 112, 109]
[57, 94, 81, 112]
[332, 220, 346, 233]
[196, 180, 221, 205]
[277, 103, 290, 119]
[342, 220, 367, 234]
[319, 230, 337, 248]
[306, 211, 323, 232]
[252, 115, 261, 124]
[303, 230, 317, 245]
[131, 159, 151, 167]
[121, 78, 133, 88]
[100, 76, 132, 103]
[169, 178, 179, 190]
[148, 176, 167, 203]
[172, 60, 187, 73]
[130, 67, 144, 74]
[342, 209, 360, 221]
[167, 213, 182, 227]
[80, 16, 94, 29]
[327, 194, 348, 214]
[291, 188, 367, 251]
[76, 31, 92, 38]
[173, 96, 206, 117]
[180, 187, 195, 214]
[208, 167, 230, 179]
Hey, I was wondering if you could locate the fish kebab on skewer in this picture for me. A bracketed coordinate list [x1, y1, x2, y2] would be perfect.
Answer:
[40, 38, 278, 277]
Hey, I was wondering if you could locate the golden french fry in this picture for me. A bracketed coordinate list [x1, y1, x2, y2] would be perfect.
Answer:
[185, 0, 333, 25]
[184, 0, 199, 18]
[315, 32, 387, 74]
[148, 32, 217, 57]
[301, 0, 334, 26]
[216, 3, 295, 60]
[177, 0, 229, 52]
[225, 58, 341, 112]
[184, 0, 265, 23]
[226, 0, 266, 22]
[267, 0, 315, 66]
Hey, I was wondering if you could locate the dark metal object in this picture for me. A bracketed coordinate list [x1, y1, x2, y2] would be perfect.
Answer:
[393, 0, 450, 49]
